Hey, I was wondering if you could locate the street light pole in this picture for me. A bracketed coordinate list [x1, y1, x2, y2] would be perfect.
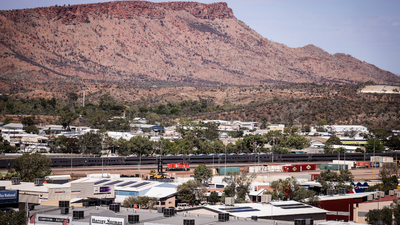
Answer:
[225, 140, 227, 177]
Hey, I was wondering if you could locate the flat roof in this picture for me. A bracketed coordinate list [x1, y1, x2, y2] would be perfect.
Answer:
[27, 205, 297, 225]
[318, 191, 378, 201]
[205, 201, 327, 218]
[0, 180, 69, 193]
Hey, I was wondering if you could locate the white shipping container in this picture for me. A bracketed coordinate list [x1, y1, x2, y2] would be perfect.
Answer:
[332, 160, 356, 169]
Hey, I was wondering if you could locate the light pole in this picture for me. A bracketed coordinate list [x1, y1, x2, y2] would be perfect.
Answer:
[101, 143, 104, 178]
[224, 139, 227, 177]
[139, 149, 141, 177]
[70, 148, 73, 176]
[212, 143, 215, 171]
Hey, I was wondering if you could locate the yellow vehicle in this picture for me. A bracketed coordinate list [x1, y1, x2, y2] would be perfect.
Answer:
[148, 170, 164, 180]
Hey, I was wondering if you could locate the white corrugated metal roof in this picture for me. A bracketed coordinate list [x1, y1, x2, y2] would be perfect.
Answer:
[205, 201, 327, 218]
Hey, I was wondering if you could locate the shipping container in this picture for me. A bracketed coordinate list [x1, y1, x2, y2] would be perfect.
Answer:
[218, 167, 240, 175]
[356, 161, 370, 168]
[320, 164, 348, 170]
[370, 156, 393, 163]
[283, 164, 316, 172]
[370, 162, 380, 168]
[332, 160, 356, 169]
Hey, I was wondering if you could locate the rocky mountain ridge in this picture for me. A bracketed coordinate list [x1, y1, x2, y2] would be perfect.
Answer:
[0, 1, 399, 97]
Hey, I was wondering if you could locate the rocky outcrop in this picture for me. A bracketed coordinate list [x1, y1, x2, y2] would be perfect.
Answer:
[0, 0, 399, 96]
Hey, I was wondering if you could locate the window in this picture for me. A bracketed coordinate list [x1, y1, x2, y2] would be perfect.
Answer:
[161, 202, 166, 205]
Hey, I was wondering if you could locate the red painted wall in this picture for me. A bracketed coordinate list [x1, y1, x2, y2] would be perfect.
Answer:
[319, 198, 355, 222]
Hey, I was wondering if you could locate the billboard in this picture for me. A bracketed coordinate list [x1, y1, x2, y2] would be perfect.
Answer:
[0, 190, 19, 204]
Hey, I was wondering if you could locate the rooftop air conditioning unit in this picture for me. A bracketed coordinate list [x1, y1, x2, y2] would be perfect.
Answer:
[73, 210, 84, 220]
[218, 212, 229, 222]
[163, 208, 175, 217]
[327, 189, 334, 196]
[225, 197, 234, 206]
[109, 204, 120, 213]
[11, 177, 21, 185]
[390, 190, 395, 196]
[34, 178, 44, 186]
[294, 219, 306, 225]
[305, 218, 314, 225]
[373, 193, 379, 199]
[397, 192, 400, 198]
[379, 191, 385, 198]
[128, 215, 139, 224]
[261, 194, 272, 203]
[394, 189, 399, 194]
[367, 195, 373, 201]
[338, 188, 346, 196]
[59, 201, 70, 208]
[183, 219, 195, 225]
[61, 207, 69, 215]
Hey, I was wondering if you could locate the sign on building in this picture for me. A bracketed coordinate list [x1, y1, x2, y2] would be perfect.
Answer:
[91, 215, 125, 225]
[0, 190, 19, 204]
[35, 214, 71, 224]
[94, 186, 112, 195]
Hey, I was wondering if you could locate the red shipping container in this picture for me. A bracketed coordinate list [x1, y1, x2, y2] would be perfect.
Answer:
[283, 164, 316, 172]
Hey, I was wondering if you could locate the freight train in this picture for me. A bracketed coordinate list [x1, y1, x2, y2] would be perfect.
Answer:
[0, 152, 396, 168]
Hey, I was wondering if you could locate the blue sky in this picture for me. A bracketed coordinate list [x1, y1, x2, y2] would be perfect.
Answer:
[2, 0, 400, 74]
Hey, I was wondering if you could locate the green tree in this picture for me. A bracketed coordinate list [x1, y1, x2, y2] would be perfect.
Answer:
[24, 125, 39, 134]
[222, 170, 256, 203]
[315, 119, 327, 132]
[242, 134, 265, 153]
[105, 118, 131, 132]
[51, 136, 80, 154]
[365, 138, 385, 153]
[324, 136, 342, 153]
[333, 147, 347, 153]
[302, 125, 311, 133]
[392, 200, 400, 225]
[200, 122, 220, 141]
[21, 116, 35, 128]
[316, 170, 354, 194]
[0, 209, 27, 225]
[387, 134, 400, 150]
[194, 164, 213, 184]
[0, 136, 17, 153]
[177, 180, 205, 204]
[355, 148, 364, 153]
[325, 136, 342, 145]
[89, 111, 108, 129]
[129, 135, 154, 156]
[365, 207, 393, 225]
[208, 191, 219, 205]
[228, 130, 244, 138]
[122, 196, 140, 208]
[10, 152, 51, 181]
[281, 134, 310, 149]
[114, 138, 131, 156]
[79, 131, 103, 155]
[3, 117, 11, 125]
[67, 92, 79, 108]
[58, 106, 78, 130]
